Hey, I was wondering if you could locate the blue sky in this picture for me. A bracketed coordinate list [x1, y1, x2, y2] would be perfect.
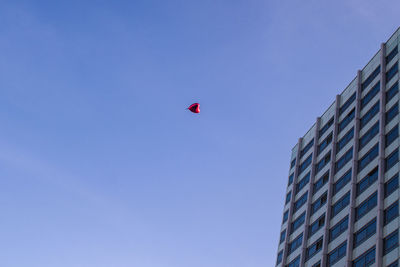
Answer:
[0, 1, 399, 266]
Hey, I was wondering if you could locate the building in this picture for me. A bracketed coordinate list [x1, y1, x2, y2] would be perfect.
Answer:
[276, 28, 400, 267]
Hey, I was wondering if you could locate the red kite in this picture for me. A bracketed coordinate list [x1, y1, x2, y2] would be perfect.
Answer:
[188, 103, 200, 113]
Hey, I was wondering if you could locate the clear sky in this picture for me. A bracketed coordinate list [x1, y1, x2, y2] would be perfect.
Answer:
[0, 1, 399, 266]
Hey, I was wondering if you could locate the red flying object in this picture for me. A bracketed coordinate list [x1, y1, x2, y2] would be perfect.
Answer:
[187, 103, 200, 113]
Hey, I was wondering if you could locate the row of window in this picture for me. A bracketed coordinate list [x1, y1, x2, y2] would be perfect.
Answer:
[387, 62, 399, 82]
[386, 45, 398, 64]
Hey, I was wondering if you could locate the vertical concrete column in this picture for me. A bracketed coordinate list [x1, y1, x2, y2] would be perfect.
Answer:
[376, 43, 387, 267]
[282, 137, 303, 265]
[300, 118, 321, 267]
[346, 70, 363, 266]
[321, 95, 341, 267]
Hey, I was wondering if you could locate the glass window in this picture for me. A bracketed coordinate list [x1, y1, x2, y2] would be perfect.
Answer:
[290, 158, 296, 168]
[386, 103, 399, 125]
[288, 173, 294, 186]
[353, 218, 376, 248]
[316, 151, 331, 173]
[385, 149, 399, 172]
[383, 230, 398, 255]
[328, 241, 347, 266]
[338, 108, 355, 133]
[360, 101, 379, 129]
[386, 45, 398, 64]
[313, 171, 329, 194]
[331, 191, 350, 218]
[299, 154, 313, 175]
[333, 168, 351, 195]
[286, 191, 291, 204]
[280, 229, 286, 244]
[361, 81, 380, 109]
[385, 174, 399, 198]
[309, 214, 325, 238]
[356, 167, 378, 196]
[301, 139, 314, 158]
[311, 191, 327, 215]
[359, 121, 379, 151]
[288, 233, 303, 254]
[296, 172, 310, 194]
[384, 201, 398, 225]
[305, 236, 323, 261]
[337, 127, 354, 153]
[283, 210, 289, 224]
[386, 62, 399, 82]
[386, 125, 399, 148]
[355, 191, 377, 221]
[386, 82, 399, 104]
[339, 92, 356, 115]
[335, 147, 353, 174]
[287, 255, 300, 267]
[276, 250, 283, 265]
[318, 133, 332, 155]
[319, 117, 334, 138]
[293, 191, 308, 213]
[387, 261, 399, 267]
[352, 246, 375, 267]
[329, 215, 348, 242]
[358, 143, 379, 172]
[362, 65, 380, 91]
[291, 212, 305, 234]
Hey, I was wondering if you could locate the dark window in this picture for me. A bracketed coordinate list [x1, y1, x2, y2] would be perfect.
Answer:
[386, 45, 398, 64]
[319, 117, 334, 138]
[385, 149, 399, 172]
[360, 101, 379, 129]
[386, 103, 398, 125]
[293, 191, 308, 213]
[313, 171, 329, 194]
[299, 154, 313, 175]
[291, 212, 305, 234]
[286, 191, 291, 204]
[356, 167, 378, 196]
[355, 191, 377, 221]
[386, 62, 399, 82]
[333, 168, 352, 195]
[309, 214, 325, 238]
[287, 255, 300, 267]
[328, 241, 347, 266]
[290, 158, 296, 168]
[339, 92, 356, 115]
[316, 151, 331, 173]
[387, 261, 399, 267]
[311, 191, 327, 215]
[331, 191, 350, 218]
[335, 147, 353, 174]
[318, 133, 332, 155]
[288, 173, 294, 186]
[280, 229, 286, 244]
[384, 201, 399, 225]
[383, 230, 398, 255]
[338, 108, 355, 133]
[312, 261, 321, 267]
[301, 139, 314, 158]
[358, 143, 379, 172]
[337, 127, 354, 153]
[288, 233, 303, 254]
[362, 65, 380, 91]
[329, 216, 348, 242]
[361, 81, 380, 109]
[305, 237, 323, 261]
[353, 218, 376, 248]
[352, 246, 375, 267]
[386, 125, 399, 147]
[386, 82, 399, 104]
[276, 250, 283, 265]
[385, 174, 399, 198]
[296, 172, 310, 194]
[283, 210, 289, 224]
[359, 121, 379, 151]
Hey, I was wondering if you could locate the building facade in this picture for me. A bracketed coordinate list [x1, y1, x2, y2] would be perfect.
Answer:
[276, 28, 400, 267]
